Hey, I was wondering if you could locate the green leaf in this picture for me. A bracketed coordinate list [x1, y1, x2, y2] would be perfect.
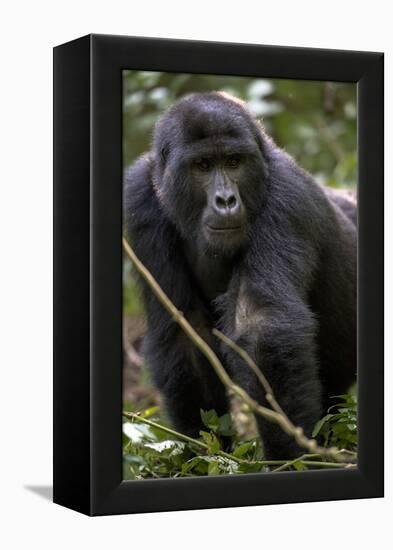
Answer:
[232, 441, 254, 458]
[199, 430, 221, 454]
[208, 460, 221, 476]
[332, 422, 350, 434]
[123, 454, 145, 466]
[140, 406, 159, 418]
[238, 462, 263, 474]
[200, 409, 219, 431]
[181, 456, 205, 476]
[312, 414, 333, 437]
[293, 460, 307, 471]
[218, 413, 235, 436]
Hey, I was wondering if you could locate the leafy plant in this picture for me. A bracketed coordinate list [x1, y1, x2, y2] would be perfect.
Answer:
[122, 407, 264, 479]
[122, 398, 356, 480]
[312, 393, 357, 451]
[200, 409, 235, 437]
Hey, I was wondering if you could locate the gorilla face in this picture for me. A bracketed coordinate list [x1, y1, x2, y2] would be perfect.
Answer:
[190, 150, 247, 250]
[152, 92, 267, 255]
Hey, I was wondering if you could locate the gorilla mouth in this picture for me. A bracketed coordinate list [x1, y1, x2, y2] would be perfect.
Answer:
[207, 224, 241, 232]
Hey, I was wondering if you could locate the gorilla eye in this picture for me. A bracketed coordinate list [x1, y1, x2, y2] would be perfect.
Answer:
[226, 155, 241, 168]
[194, 158, 212, 172]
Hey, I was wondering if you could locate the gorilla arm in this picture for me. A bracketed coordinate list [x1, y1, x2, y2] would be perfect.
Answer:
[124, 155, 229, 437]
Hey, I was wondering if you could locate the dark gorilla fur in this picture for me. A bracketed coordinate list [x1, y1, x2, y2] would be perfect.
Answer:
[124, 92, 357, 460]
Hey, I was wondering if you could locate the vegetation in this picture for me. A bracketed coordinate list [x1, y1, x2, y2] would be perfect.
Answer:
[123, 402, 357, 479]
[312, 392, 357, 450]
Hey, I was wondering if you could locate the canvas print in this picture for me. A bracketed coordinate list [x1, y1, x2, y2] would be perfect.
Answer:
[122, 71, 357, 480]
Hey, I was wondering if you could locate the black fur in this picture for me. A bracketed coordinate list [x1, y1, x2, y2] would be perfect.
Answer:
[124, 92, 357, 460]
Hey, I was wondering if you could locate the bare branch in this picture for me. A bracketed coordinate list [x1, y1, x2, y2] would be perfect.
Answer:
[213, 328, 287, 417]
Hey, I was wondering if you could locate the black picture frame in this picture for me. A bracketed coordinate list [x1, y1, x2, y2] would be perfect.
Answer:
[53, 34, 384, 516]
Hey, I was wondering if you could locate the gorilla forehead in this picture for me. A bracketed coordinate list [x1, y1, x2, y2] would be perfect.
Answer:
[159, 92, 256, 148]
[181, 100, 248, 143]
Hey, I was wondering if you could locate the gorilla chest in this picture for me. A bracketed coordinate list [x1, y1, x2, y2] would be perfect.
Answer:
[184, 247, 234, 303]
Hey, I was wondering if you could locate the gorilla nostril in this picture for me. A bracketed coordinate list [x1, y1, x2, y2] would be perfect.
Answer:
[227, 195, 237, 209]
[215, 195, 227, 209]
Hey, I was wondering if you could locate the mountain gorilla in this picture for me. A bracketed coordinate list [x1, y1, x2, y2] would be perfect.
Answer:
[124, 92, 356, 460]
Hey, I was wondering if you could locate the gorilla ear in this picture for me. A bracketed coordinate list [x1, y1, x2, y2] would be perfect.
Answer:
[160, 143, 169, 166]
[252, 120, 266, 151]
[253, 122, 270, 178]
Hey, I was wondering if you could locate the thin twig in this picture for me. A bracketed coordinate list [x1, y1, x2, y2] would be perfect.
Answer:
[122, 237, 355, 464]
[272, 453, 321, 472]
[272, 453, 354, 472]
[293, 460, 354, 469]
[213, 328, 287, 417]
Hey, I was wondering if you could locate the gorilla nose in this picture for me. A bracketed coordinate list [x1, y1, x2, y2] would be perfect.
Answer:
[214, 191, 238, 215]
